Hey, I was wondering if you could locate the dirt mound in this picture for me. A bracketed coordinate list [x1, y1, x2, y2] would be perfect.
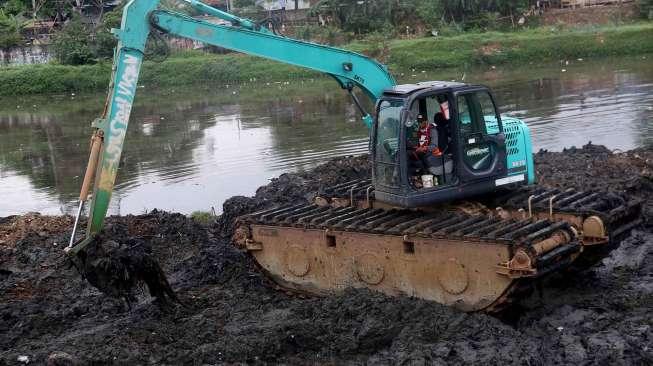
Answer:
[0, 213, 72, 248]
[535, 143, 653, 224]
[1, 146, 652, 364]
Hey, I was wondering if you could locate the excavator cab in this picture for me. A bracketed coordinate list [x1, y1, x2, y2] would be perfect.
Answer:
[372, 82, 533, 208]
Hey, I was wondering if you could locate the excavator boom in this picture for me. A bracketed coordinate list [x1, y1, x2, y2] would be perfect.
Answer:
[67, 0, 396, 253]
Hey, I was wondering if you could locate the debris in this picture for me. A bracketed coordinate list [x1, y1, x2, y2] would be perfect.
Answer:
[17, 355, 29, 364]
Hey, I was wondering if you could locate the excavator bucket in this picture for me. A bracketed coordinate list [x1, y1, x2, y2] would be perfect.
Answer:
[71, 234, 179, 307]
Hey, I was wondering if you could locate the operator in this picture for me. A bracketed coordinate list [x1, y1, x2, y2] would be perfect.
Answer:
[407, 114, 442, 182]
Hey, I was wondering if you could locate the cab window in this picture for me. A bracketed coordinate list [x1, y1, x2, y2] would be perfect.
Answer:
[477, 91, 501, 134]
[457, 91, 502, 137]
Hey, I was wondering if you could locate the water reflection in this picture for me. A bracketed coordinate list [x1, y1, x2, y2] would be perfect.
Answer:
[485, 57, 653, 151]
[0, 55, 651, 216]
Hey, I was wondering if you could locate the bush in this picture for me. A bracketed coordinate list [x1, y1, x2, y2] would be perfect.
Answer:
[293, 25, 350, 45]
[1, 0, 28, 17]
[415, 0, 444, 28]
[190, 211, 215, 225]
[52, 17, 95, 65]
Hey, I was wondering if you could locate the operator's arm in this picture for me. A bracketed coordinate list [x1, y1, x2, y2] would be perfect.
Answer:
[428, 128, 442, 155]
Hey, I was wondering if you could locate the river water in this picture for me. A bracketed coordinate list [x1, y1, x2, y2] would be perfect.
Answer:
[1, 55, 651, 216]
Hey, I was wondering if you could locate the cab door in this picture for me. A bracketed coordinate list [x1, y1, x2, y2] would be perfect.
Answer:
[454, 89, 507, 182]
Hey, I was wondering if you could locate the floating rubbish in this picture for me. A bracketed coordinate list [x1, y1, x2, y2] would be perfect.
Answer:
[561, 69, 567, 72]
[17, 355, 29, 364]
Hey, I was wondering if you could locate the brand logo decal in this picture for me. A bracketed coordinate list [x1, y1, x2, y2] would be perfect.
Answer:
[466, 147, 490, 157]
[105, 54, 140, 165]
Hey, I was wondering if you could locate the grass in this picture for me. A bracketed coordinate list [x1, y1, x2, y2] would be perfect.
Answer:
[382, 23, 653, 71]
[190, 210, 215, 225]
[1, 22, 651, 96]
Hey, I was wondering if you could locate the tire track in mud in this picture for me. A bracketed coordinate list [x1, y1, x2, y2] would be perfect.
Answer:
[1, 148, 652, 365]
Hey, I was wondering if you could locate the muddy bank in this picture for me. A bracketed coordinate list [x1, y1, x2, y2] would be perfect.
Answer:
[1, 146, 652, 365]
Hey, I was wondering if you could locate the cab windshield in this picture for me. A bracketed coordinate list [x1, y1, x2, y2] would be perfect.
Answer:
[374, 99, 404, 187]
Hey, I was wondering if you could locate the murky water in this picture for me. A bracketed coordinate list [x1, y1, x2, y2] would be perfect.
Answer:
[1, 55, 651, 216]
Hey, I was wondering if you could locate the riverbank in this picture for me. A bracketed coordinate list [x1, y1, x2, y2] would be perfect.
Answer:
[1, 22, 651, 96]
[1, 144, 652, 364]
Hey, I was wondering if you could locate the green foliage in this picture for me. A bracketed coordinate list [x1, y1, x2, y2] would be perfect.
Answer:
[92, 7, 122, 59]
[52, 16, 94, 65]
[0, 10, 22, 48]
[294, 25, 350, 45]
[51, 7, 127, 64]
[309, 0, 534, 35]
[0, 62, 111, 95]
[1, 0, 28, 17]
[414, 0, 444, 28]
[1, 0, 65, 18]
[1, 23, 651, 96]
[310, 0, 414, 35]
[386, 23, 653, 71]
[190, 211, 215, 225]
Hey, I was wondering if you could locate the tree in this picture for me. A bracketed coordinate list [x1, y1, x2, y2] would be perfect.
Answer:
[52, 15, 93, 64]
[0, 10, 23, 48]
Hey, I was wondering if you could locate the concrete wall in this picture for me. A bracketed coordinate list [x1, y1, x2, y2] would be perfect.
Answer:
[0, 45, 53, 67]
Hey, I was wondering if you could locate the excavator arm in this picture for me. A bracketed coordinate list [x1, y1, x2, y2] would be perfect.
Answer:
[67, 0, 396, 253]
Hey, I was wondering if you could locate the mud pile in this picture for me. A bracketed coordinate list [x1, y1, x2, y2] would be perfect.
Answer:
[1, 147, 652, 365]
[534, 143, 653, 224]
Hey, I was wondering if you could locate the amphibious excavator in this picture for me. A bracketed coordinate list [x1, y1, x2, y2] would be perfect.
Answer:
[66, 0, 642, 312]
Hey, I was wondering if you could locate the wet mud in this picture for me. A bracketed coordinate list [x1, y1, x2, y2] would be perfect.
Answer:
[1, 146, 652, 365]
